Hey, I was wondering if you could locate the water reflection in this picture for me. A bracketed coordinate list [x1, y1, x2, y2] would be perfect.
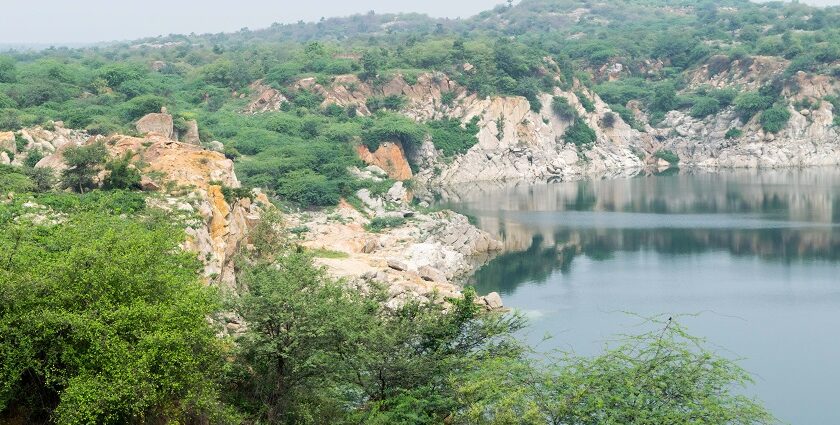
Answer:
[439, 168, 840, 293]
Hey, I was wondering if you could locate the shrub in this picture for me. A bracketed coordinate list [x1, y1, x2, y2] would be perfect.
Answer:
[725, 128, 744, 139]
[601, 112, 617, 128]
[575, 91, 596, 113]
[689, 97, 721, 118]
[0, 214, 225, 424]
[365, 216, 407, 232]
[277, 170, 340, 207]
[366, 95, 407, 112]
[564, 120, 597, 147]
[362, 113, 427, 151]
[102, 153, 141, 190]
[60, 142, 108, 193]
[734, 91, 773, 122]
[0, 164, 34, 193]
[760, 105, 791, 133]
[654, 149, 680, 165]
[551, 96, 577, 120]
[427, 117, 480, 157]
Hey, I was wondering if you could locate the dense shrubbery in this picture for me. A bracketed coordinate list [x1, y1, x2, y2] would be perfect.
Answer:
[563, 119, 597, 147]
[760, 105, 792, 133]
[427, 117, 479, 157]
[551, 95, 577, 120]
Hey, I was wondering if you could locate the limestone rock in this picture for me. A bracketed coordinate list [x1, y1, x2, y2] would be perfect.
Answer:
[483, 292, 503, 310]
[136, 109, 174, 139]
[0, 131, 16, 154]
[387, 259, 408, 271]
[0, 151, 9, 165]
[182, 119, 200, 145]
[418, 265, 447, 283]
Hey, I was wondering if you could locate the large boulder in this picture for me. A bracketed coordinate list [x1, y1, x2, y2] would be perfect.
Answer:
[182, 119, 200, 145]
[0, 131, 16, 154]
[136, 108, 174, 139]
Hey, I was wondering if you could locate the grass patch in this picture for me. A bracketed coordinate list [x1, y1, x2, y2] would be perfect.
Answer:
[365, 216, 406, 232]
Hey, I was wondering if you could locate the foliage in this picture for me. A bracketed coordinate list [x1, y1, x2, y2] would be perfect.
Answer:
[563, 120, 597, 147]
[365, 216, 407, 232]
[427, 117, 479, 157]
[60, 142, 108, 193]
[551, 95, 577, 121]
[102, 153, 141, 190]
[760, 105, 792, 133]
[366, 95, 407, 112]
[725, 127, 744, 139]
[575, 91, 595, 113]
[654, 149, 680, 165]
[362, 113, 427, 151]
[734, 92, 774, 122]
[0, 164, 34, 193]
[453, 317, 775, 425]
[0, 213, 230, 424]
[690, 96, 721, 119]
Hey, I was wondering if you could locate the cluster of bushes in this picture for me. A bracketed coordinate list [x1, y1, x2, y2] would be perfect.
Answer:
[0, 205, 775, 424]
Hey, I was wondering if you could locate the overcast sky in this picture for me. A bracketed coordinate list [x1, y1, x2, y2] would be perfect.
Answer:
[0, 0, 501, 44]
[2, 0, 838, 45]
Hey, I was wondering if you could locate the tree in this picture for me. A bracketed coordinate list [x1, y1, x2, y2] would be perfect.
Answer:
[453, 317, 775, 425]
[61, 142, 108, 193]
[759, 105, 791, 133]
[734, 92, 773, 122]
[0, 213, 231, 424]
[102, 152, 141, 190]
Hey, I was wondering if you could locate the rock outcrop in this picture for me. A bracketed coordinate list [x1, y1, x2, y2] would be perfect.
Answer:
[245, 80, 288, 113]
[288, 180, 504, 309]
[356, 142, 413, 181]
[136, 108, 175, 139]
[182, 119, 201, 145]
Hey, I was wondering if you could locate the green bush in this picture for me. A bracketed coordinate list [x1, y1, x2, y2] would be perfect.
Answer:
[564, 120, 597, 147]
[0, 164, 34, 193]
[575, 91, 596, 113]
[0, 213, 225, 424]
[427, 117, 479, 157]
[734, 91, 773, 122]
[362, 113, 427, 151]
[366, 95, 407, 112]
[365, 216, 407, 232]
[654, 149, 680, 165]
[689, 96, 721, 118]
[277, 169, 340, 207]
[725, 127, 744, 139]
[551, 96, 577, 120]
[102, 153, 141, 190]
[759, 105, 791, 133]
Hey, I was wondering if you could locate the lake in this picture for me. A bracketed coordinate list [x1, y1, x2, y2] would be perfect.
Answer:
[439, 169, 840, 425]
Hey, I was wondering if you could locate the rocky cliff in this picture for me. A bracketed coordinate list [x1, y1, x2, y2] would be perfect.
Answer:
[259, 61, 838, 187]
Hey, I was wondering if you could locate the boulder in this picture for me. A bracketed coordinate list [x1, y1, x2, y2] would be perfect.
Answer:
[136, 109, 174, 139]
[418, 265, 447, 283]
[483, 292, 503, 310]
[207, 140, 225, 152]
[0, 151, 10, 165]
[386, 181, 409, 204]
[182, 119, 200, 145]
[0, 131, 16, 154]
[387, 259, 408, 271]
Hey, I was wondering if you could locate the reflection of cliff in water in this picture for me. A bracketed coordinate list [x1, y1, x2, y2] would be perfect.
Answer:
[447, 169, 840, 294]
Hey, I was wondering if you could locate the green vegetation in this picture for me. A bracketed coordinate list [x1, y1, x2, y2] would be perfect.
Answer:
[60, 142, 108, 193]
[563, 119, 597, 147]
[654, 149, 680, 165]
[760, 105, 792, 133]
[725, 127, 744, 139]
[427, 117, 480, 157]
[0, 211, 228, 424]
[365, 215, 407, 232]
[575, 91, 595, 113]
[551, 95, 576, 120]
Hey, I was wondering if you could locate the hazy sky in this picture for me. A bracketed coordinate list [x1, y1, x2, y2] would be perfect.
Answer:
[0, 0, 501, 44]
[2, 0, 838, 44]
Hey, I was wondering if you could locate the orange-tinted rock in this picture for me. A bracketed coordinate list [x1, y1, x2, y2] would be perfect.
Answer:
[356, 142, 413, 181]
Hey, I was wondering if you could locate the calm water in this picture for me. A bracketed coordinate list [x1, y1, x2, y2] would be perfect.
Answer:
[439, 169, 840, 425]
